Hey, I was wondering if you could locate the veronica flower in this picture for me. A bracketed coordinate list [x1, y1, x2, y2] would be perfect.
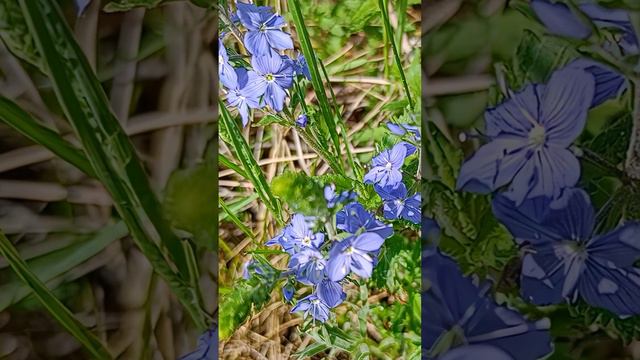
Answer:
[292, 54, 311, 80]
[287, 214, 325, 249]
[425, 250, 552, 360]
[218, 39, 236, 89]
[364, 142, 411, 187]
[336, 202, 393, 239]
[289, 247, 326, 285]
[375, 182, 421, 224]
[457, 66, 594, 205]
[282, 281, 295, 302]
[567, 58, 626, 107]
[265, 226, 295, 254]
[387, 122, 421, 141]
[247, 52, 294, 112]
[291, 294, 331, 322]
[236, 2, 293, 55]
[178, 327, 216, 360]
[317, 279, 345, 308]
[493, 188, 640, 317]
[223, 67, 263, 127]
[326, 232, 385, 281]
[531, 0, 638, 54]
[296, 114, 308, 127]
[324, 184, 357, 209]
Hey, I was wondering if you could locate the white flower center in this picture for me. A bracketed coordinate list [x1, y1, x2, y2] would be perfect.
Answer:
[385, 162, 393, 170]
[528, 125, 546, 147]
[345, 246, 355, 254]
[394, 199, 404, 206]
[311, 298, 320, 305]
[302, 236, 311, 246]
[265, 73, 275, 82]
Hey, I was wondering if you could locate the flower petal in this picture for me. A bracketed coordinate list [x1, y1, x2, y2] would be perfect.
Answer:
[353, 232, 385, 252]
[541, 67, 594, 146]
[456, 136, 529, 194]
[589, 222, 640, 267]
[485, 83, 541, 138]
[531, 0, 591, 39]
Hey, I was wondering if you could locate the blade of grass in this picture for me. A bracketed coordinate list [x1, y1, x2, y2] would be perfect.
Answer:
[219, 196, 255, 240]
[0, 229, 112, 359]
[17, 0, 206, 330]
[318, 60, 361, 179]
[219, 153, 248, 179]
[0, 96, 95, 177]
[0, 222, 127, 312]
[218, 194, 259, 222]
[378, 0, 413, 108]
[288, 0, 343, 172]
[219, 102, 284, 226]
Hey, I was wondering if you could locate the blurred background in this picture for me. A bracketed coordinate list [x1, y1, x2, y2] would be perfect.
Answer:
[0, 0, 216, 358]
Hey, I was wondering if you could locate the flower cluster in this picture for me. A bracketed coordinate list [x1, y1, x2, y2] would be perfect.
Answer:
[451, 1, 640, 321]
[364, 138, 421, 225]
[219, 1, 310, 126]
[242, 122, 421, 323]
[264, 203, 392, 322]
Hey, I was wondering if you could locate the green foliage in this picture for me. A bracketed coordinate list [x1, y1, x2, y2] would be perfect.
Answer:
[0, 96, 95, 177]
[0, 0, 45, 73]
[0, 222, 127, 312]
[0, 230, 113, 359]
[508, 29, 579, 90]
[271, 171, 327, 216]
[219, 266, 281, 340]
[219, 102, 284, 225]
[164, 162, 217, 250]
[103, 0, 164, 12]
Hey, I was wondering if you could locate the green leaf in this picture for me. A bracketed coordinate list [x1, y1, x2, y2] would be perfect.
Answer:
[164, 162, 217, 250]
[219, 102, 284, 225]
[0, 0, 45, 73]
[0, 230, 112, 359]
[219, 196, 254, 240]
[16, 0, 206, 329]
[0, 96, 95, 177]
[288, 0, 343, 172]
[509, 29, 579, 90]
[103, 0, 164, 12]
[271, 171, 327, 216]
[219, 268, 280, 340]
[0, 222, 127, 311]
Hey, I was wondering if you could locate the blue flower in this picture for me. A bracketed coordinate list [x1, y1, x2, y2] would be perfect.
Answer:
[531, 0, 638, 54]
[218, 39, 236, 89]
[324, 184, 357, 208]
[291, 293, 331, 322]
[375, 182, 421, 224]
[178, 327, 216, 360]
[317, 279, 345, 308]
[493, 188, 640, 317]
[223, 67, 263, 127]
[293, 54, 311, 80]
[296, 114, 308, 127]
[364, 142, 410, 187]
[457, 65, 595, 205]
[248, 52, 294, 112]
[387, 122, 421, 141]
[567, 58, 627, 107]
[287, 214, 325, 249]
[425, 250, 552, 360]
[282, 281, 295, 302]
[289, 247, 326, 285]
[336, 202, 393, 239]
[236, 2, 293, 55]
[265, 226, 296, 253]
[326, 232, 385, 281]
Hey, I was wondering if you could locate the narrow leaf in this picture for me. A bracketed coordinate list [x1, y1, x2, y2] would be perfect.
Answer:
[0, 229, 112, 359]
